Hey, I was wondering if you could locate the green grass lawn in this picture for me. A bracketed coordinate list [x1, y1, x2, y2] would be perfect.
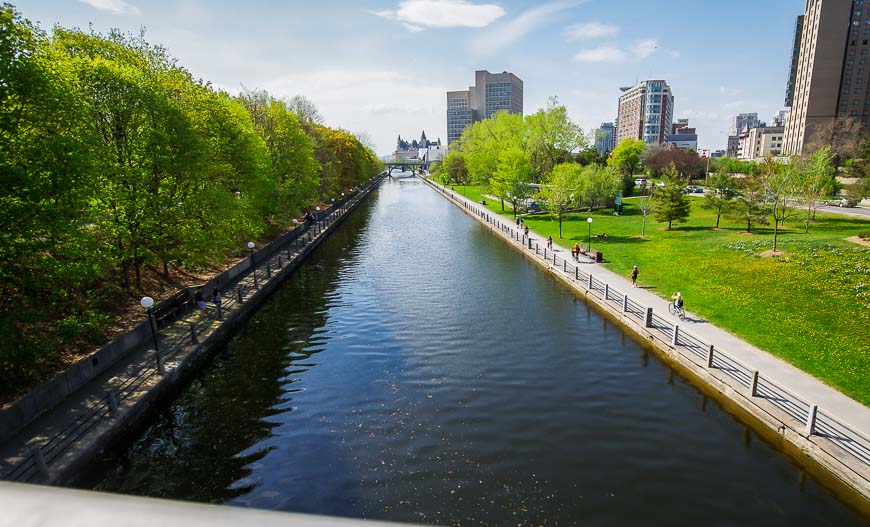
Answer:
[450, 185, 870, 406]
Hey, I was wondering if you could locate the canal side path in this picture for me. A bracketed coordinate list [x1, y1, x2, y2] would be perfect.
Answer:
[422, 177, 870, 506]
[0, 176, 385, 486]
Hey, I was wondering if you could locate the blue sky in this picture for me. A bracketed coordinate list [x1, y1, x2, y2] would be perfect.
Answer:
[16, 0, 803, 155]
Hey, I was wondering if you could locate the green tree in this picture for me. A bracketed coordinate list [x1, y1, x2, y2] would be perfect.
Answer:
[759, 156, 799, 252]
[443, 152, 469, 185]
[608, 138, 645, 176]
[701, 169, 737, 228]
[490, 147, 534, 218]
[653, 164, 691, 229]
[729, 174, 769, 233]
[524, 97, 584, 179]
[581, 165, 623, 210]
[799, 147, 836, 232]
[539, 162, 582, 237]
[459, 111, 525, 186]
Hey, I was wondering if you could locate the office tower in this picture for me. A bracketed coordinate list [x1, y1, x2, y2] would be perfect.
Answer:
[783, 0, 866, 155]
[596, 122, 616, 157]
[446, 70, 523, 145]
[727, 113, 765, 157]
[615, 80, 674, 146]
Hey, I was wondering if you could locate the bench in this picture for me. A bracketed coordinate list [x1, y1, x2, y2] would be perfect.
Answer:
[151, 289, 194, 328]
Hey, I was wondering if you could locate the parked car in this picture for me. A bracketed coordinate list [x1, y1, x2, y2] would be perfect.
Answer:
[635, 178, 648, 186]
[835, 198, 857, 208]
[684, 185, 703, 194]
[526, 200, 543, 213]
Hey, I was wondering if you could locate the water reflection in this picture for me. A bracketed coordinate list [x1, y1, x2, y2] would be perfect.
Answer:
[91, 179, 866, 525]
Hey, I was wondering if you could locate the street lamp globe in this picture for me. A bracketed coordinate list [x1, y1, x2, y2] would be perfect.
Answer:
[247, 241, 255, 250]
[140, 296, 154, 309]
[315, 206, 321, 211]
[587, 217, 593, 224]
[292, 218, 299, 224]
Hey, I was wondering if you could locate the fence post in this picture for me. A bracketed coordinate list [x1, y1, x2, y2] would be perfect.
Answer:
[575, 267, 579, 281]
[278, 255, 283, 268]
[31, 446, 49, 480]
[253, 270, 259, 290]
[604, 284, 610, 300]
[706, 345, 715, 368]
[544, 248, 547, 259]
[156, 350, 166, 376]
[107, 390, 118, 418]
[587, 273, 593, 291]
[266, 264, 272, 278]
[216, 302, 224, 321]
[645, 307, 653, 328]
[671, 324, 679, 346]
[528, 238, 533, 250]
[750, 371, 759, 396]
[237, 287, 243, 304]
[622, 294, 628, 312]
[190, 323, 198, 344]
[804, 404, 818, 436]
[553, 253, 557, 265]
[563, 260, 567, 273]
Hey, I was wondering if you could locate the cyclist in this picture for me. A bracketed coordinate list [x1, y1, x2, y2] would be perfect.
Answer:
[670, 292, 685, 318]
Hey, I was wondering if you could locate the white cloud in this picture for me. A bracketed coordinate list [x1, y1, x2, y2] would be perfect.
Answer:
[471, 1, 587, 55]
[261, 69, 448, 156]
[78, 0, 140, 15]
[564, 22, 619, 41]
[630, 39, 658, 59]
[574, 38, 659, 63]
[670, 50, 681, 59]
[719, 86, 742, 96]
[681, 109, 720, 120]
[372, 0, 505, 30]
[574, 45, 626, 63]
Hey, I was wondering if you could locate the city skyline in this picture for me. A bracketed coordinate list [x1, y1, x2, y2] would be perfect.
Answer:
[16, 0, 802, 155]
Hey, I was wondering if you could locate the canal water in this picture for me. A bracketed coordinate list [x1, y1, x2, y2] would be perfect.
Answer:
[91, 178, 865, 525]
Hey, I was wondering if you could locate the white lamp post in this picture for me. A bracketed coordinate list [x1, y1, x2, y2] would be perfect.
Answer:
[140, 296, 164, 375]
[587, 217, 594, 253]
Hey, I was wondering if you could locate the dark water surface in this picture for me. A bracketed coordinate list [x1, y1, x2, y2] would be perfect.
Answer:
[92, 179, 865, 526]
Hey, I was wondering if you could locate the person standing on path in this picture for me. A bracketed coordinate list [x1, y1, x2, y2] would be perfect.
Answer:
[194, 290, 207, 316]
[547, 236, 553, 249]
[212, 289, 222, 306]
[572, 243, 580, 260]
[631, 265, 638, 287]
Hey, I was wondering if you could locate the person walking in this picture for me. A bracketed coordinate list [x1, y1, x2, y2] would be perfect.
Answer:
[631, 265, 638, 287]
[212, 288, 222, 306]
[572, 243, 580, 260]
[194, 289, 207, 316]
[524, 226, 529, 238]
[547, 236, 553, 249]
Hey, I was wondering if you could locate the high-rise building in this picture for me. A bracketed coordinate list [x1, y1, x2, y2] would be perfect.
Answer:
[737, 126, 785, 160]
[726, 113, 765, 157]
[666, 119, 698, 150]
[785, 15, 804, 108]
[446, 70, 523, 145]
[783, 0, 867, 155]
[615, 80, 674, 146]
[596, 122, 616, 157]
[772, 109, 790, 127]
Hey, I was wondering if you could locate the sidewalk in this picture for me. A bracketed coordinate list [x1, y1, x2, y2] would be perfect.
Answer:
[426, 178, 870, 501]
[0, 182, 378, 485]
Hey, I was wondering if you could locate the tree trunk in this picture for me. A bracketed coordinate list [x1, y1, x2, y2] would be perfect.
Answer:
[773, 218, 779, 252]
[641, 216, 646, 237]
[558, 211, 563, 238]
[805, 204, 812, 233]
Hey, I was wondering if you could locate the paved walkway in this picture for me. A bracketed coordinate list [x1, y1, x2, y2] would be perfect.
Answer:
[428, 180, 870, 482]
[0, 186, 373, 484]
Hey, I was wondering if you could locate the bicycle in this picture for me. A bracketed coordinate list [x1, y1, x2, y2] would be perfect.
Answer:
[668, 301, 686, 320]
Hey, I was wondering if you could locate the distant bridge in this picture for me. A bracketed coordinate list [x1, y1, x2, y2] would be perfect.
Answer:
[384, 158, 430, 175]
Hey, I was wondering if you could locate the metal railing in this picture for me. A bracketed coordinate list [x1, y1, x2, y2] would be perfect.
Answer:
[425, 179, 870, 481]
[2, 175, 385, 484]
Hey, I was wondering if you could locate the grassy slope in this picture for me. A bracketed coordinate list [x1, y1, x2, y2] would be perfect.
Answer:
[451, 185, 870, 405]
